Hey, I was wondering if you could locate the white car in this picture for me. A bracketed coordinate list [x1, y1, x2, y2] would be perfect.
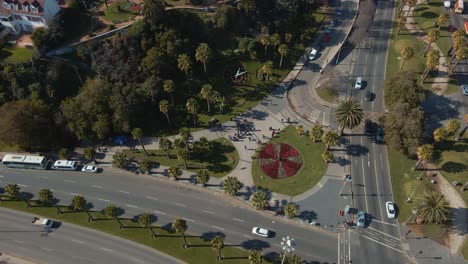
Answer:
[385, 201, 396, 219]
[252, 227, 270, 237]
[461, 84, 468, 95]
[308, 48, 318, 60]
[354, 77, 362, 89]
[82, 165, 98, 173]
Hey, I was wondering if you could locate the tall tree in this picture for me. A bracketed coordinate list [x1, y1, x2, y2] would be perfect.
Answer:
[310, 124, 324, 142]
[140, 159, 151, 174]
[177, 148, 189, 170]
[186, 98, 200, 126]
[397, 16, 407, 35]
[195, 43, 211, 73]
[112, 152, 127, 168]
[270, 33, 281, 59]
[437, 13, 449, 30]
[384, 71, 425, 109]
[159, 99, 171, 127]
[260, 34, 271, 55]
[104, 205, 124, 229]
[414, 144, 433, 170]
[159, 137, 172, 159]
[172, 218, 189, 248]
[423, 29, 439, 57]
[450, 46, 468, 73]
[196, 169, 210, 187]
[421, 50, 440, 83]
[251, 190, 269, 210]
[414, 191, 449, 224]
[223, 176, 242, 196]
[237, 0, 256, 14]
[284, 33, 293, 44]
[260, 61, 273, 80]
[249, 250, 263, 264]
[179, 127, 191, 152]
[132, 128, 148, 156]
[139, 212, 157, 238]
[278, 44, 288, 68]
[38, 189, 62, 215]
[163, 80, 175, 105]
[84, 147, 97, 163]
[177, 54, 192, 80]
[4, 184, 30, 207]
[200, 84, 219, 113]
[322, 130, 339, 150]
[211, 236, 225, 261]
[285, 203, 297, 218]
[71, 195, 94, 222]
[445, 119, 461, 137]
[142, 0, 165, 27]
[168, 166, 181, 180]
[400, 47, 414, 70]
[433, 127, 449, 143]
[322, 151, 334, 163]
[334, 98, 364, 135]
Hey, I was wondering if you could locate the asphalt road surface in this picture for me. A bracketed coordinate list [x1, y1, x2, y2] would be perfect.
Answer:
[0, 207, 181, 264]
[0, 167, 341, 263]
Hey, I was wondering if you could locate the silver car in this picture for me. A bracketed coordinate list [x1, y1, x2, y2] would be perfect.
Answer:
[82, 165, 98, 173]
[252, 227, 270, 237]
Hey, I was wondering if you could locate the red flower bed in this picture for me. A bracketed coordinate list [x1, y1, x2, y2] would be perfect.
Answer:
[257, 143, 303, 179]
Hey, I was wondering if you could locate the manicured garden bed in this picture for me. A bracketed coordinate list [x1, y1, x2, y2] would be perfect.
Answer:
[252, 126, 326, 196]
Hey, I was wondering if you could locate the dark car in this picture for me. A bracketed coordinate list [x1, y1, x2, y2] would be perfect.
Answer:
[365, 91, 373, 101]
[315, 42, 324, 51]
[376, 127, 384, 143]
[323, 34, 331, 43]
[364, 119, 373, 136]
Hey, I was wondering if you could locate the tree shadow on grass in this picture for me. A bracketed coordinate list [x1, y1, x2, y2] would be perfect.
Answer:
[440, 162, 467, 173]
[200, 231, 226, 241]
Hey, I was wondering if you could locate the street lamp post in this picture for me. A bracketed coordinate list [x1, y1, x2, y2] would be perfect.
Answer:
[280, 236, 296, 264]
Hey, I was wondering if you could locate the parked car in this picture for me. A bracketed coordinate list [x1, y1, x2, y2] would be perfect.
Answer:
[385, 201, 396, 219]
[461, 84, 468, 95]
[376, 127, 384, 143]
[323, 35, 331, 43]
[82, 165, 98, 173]
[365, 91, 373, 101]
[325, 26, 334, 34]
[354, 77, 362, 89]
[315, 42, 324, 51]
[357, 211, 366, 227]
[364, 119, 373, 136]
[252, 227, 270, 237]
[308, 48, 318, 60]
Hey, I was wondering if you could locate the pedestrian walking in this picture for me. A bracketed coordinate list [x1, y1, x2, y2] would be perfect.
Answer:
[244, 145, 247, 150]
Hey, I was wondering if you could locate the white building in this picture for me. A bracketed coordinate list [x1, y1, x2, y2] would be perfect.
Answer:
[0, 0, 60, 34]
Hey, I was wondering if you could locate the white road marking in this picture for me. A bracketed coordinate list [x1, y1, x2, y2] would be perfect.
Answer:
[41, 247, 53, 252]
[175, 203, 186, 207]
[146, 196, 158, 200]
[371, 219, 398, 227]
[40, 176, 48, 179]
[97, 198, 110, 202]
[361, 234, 404, 253]
[153, 210, 166, 215]
[211, 225, 224, 230]
[183, 218, 195, 223]
[71, 239, 84, 244]
[0, 175, 4, 177]
[243, 234, 252, 238]
[64, 180, 76, 183]
[126, 204, 138, 208]
[17, 184, 28, 187]
[91, 185, 103, 189]
[203, 210, 215, 214]
[13, 240, 24, 244]
[361, 158, 369, 211]
[232, 218, 244, 222]
[338, 233, 341, 264]
[131, 258, 144, 263]
[368, 226, 400, 240]
[118, 190, 130, 194]
[100, 247, 113, 252]
[70, 192, 80, 196]
[348, 229, 351, 264]
[380, 153, 384, 169]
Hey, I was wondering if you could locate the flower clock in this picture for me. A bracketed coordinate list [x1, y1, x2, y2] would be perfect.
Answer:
[257, 143, 303, 179]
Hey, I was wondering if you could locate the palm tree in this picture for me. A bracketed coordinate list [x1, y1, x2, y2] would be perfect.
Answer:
[237, 0, 256, 14]
[39, 189, 62, 215]
[251, 190, 269, 210]
[193, 136, 212, 158]
[423, 29, 439, 57]
[140, 159, 151, 174]
[414, 191, 449, 224]
[71, 195, 94, 222]
[260, 61, 273, 80]
[322, 130, 339, 150]
[445, 119, 461, 136]
[310, 124, 324, 142]
[159, 99, 171, 126]
[186, 98, 200, 126]
[295, 125, 305, 136]
[4, 183, 31, 208]
[139, 212, 157, 238]
[421, 50, 440, 83]
[168, 166, 181, 180]
[279, 253, 303, 264]
[172, 218, 189, 248]
[450, 46, 468, 73]
[413, 144, 433, 170]
[284, 203, 297, 218]
[397, 16, 407, 35]
[433, 127, 449, 143]
[284, 33, 293, 44]
[177, 53, 192, 80]
[260, 34, 271, 55]
[179, 127, 191, 152]
[334, 98, 364, 135]
[174, 138, 186, 151]
[132, 128, 148, 156]
[270, 33, 281, 59]
[163, 80, 175, 105]
[405, 0, 417, 18]
[104, 205, 124, 229]
[223, 176, 242, 196]
[84, 147, 97, 163]
[450, 36, 465, 63]
[142, 0, 165, 27]
[437, 13, 449, 30]
[249, 250, 263, 264]
[400, 47, 414, 70]
[112, 152, 127, 169]
[177, 148, 188, 170]
[322, 151, 334, 163]
[200, 84, 216, 113]
[195, 43, 211, 73]
[196, 169, 210, 187]
[159, 137, 172, 159]
[278, 44, 288, 68]
[211, 235, 224, 261]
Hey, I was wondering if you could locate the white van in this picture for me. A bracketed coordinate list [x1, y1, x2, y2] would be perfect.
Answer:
[51, 160, 78, 171]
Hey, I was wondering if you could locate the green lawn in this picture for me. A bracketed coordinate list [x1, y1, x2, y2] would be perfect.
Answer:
[316, 88, 338, 104]
[0, 199, 271, 264]
[101, 1, 140, 22]
[1, 46, 33, 63]
[124, 138, 239, 178]
[252, 126, 327, 196]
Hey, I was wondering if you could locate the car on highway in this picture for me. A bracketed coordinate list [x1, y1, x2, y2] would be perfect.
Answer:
[354, 77, 362, 89]
[365, 91, 373, 101]
[357, 211, 366, 227]
[461, 84, 468, 95]
[376, 127, 384, 143]
[252, 227, 271, 237]
[82, 165, 98, 173]
[308, 48, 318, 60]
[385, 202, 396, 219]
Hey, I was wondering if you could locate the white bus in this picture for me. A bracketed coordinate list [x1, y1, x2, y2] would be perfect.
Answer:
[1, 154, 48, 170]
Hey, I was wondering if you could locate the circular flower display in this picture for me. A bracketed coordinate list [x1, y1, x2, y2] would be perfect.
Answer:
[257, 143, 303, 179]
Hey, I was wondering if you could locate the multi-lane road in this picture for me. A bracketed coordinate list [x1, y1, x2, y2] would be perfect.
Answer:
[0, 207, 181, 264]
[0, 167, 344, 263]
